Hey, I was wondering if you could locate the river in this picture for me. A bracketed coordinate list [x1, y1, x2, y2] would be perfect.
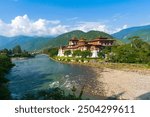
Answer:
[6, 54, 103, 99]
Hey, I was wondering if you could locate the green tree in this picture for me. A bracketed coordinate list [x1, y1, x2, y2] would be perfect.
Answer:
[109, 36, 150, 64]
[64, 50, 71, 56]
[12, 45, 22, 54]
[81, 50, 92, 58]
[2, 48, 9, 54]
[73, 50, 82, 57]
[98, 51, 105, 59]
[48, 48, 58, 57]
[0, 54, 14, 100]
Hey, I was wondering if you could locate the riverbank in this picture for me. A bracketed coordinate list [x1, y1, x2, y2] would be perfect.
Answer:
[92, 67, 150, 100]
[52, 56, 150, 100]
[79, 62, 150, 100]
[0, 54, 14, 100]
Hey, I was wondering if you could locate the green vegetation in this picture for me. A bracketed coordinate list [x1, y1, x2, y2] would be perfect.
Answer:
[64, 50, 71, 56]
[81, 50, 92, 58]
[0, 30, 122, 51]
[43, 48, 58, 57]
[0, 54, 14, 99]
[0, 45, 33, 99]
[12, 45, 22, 54]
[54, 36, 150, 68]
[0, 45, 34, 58]
[47, 30, 119, 48]
[72, 50, 82, 57]
[72, 50, 92, 58]
[106, 36, 150, 65]
[21, 86, 85, 100]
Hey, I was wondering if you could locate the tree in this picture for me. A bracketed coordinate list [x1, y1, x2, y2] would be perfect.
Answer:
[0, 54, 13, 99]
[48, 48, 58, 57]
[12, 45, 22, 54]
[98, 51, 105, 59]
[109, 36, 150, 64]
[64, 50, 71, 56]
[2, 48, 9, 54]
[81, 50, 92, 58]
[73, 50, 82, 57]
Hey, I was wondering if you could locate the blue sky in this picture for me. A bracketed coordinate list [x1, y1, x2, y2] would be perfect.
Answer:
[0, 0, 150, 36]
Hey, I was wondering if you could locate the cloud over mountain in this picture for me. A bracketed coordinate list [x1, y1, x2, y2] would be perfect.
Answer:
[0, 14, 127, 37]
[73, 21, 109, 33]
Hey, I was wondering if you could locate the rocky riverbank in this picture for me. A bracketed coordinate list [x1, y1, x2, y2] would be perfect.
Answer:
[93, 67, 150, 100]
[50, 56, 150, 99]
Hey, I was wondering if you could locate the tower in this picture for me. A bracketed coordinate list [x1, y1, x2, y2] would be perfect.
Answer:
[57, 47, 64, 57]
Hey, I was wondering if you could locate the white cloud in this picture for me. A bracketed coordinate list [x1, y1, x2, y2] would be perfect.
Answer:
[111, 24, 128, 34]
[0, 14, 67, 37]
[72, 21, 109, 33]
[71, 21, 128, 34]
[0, 14, 128, 37]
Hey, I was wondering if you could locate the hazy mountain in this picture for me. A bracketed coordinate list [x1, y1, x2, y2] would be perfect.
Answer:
[0, 36, 53, 51]
[0, 36, 12, 47]
[47, 30, 116, 48]
[112, 25, 150, 42]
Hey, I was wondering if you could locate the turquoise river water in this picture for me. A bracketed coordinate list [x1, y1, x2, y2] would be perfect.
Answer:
[6, 54, 103, 99]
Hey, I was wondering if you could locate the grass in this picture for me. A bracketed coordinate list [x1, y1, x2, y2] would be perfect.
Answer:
[52, 56, 150, 71]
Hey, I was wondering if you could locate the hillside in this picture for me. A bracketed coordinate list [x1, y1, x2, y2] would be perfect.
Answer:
[0, 36, 12, 47]
[112, 25, 150, 42]
[0, 30, 121, 51]
[0, 36, 53, 51]
[47, 30, 115, 48]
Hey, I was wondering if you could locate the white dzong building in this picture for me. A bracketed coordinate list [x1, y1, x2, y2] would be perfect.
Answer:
[57, 37, 115, 58]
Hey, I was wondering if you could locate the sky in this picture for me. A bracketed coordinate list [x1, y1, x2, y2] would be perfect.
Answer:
[0, 0, 150, 37]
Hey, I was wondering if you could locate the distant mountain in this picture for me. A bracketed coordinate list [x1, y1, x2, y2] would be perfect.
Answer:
[0, 30, 120, 51]
[0, 36, 53, 51]
[47, 30, 117, 48]
[112, 25, 150, 42]
[0, 36, 12, 47]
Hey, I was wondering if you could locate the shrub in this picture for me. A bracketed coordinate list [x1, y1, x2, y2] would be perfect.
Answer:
[64, 50, 71, 56]
[81, 50, 92, 58]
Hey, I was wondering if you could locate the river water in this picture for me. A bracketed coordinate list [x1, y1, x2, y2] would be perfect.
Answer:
[6, 54, 103, 99]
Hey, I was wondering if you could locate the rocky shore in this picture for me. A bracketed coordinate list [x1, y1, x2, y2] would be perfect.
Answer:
[93, 67, 150, 100]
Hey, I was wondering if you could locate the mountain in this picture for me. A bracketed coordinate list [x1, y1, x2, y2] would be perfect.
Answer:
[0, 36, 53, 51]
[0, 30, 120, 51]
[47, 30, 116, 48]
[112, 25, 150, 42]
[0, 36, 12, 47]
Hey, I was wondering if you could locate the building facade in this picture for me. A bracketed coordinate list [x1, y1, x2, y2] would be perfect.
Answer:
[58, 37, 115, 58]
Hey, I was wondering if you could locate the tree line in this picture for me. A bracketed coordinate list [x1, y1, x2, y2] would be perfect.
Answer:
[0, 54, 14, 99]
[0, 45, 33, 57]
[106, 36, 150, 65]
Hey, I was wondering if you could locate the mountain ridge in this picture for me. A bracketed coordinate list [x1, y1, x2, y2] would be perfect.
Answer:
[112, 25, 150, 42]
[46, 30, 115, 48]
[0, 36, 53, 51]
